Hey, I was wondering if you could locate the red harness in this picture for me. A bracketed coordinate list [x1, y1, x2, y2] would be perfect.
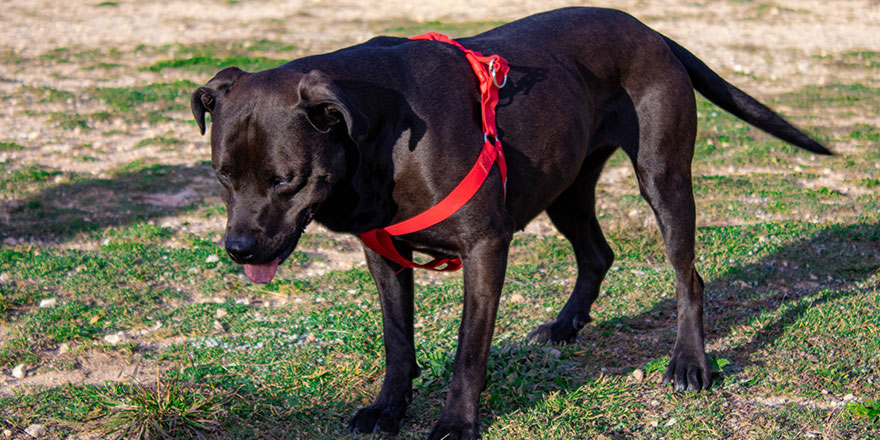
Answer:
[358, 33, 510, 271]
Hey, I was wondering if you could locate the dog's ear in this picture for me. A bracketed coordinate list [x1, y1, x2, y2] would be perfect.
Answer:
[191, 67, 247, 135]
[297, 70, 367, 143]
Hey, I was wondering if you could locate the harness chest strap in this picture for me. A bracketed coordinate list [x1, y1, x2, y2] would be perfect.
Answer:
[358, 32, 510, 271]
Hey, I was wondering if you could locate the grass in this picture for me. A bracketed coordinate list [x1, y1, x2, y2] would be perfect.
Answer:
[377, 19, 507, 38]
[0, 141, 26, 151]
[135, 135, 183, 149]
[139, 40, 301, 75]
[143, 55, 287, 74]
[1, 17, 879, 439]
[2, 174, 878, 438]
[96, 377, 230, 439]
[814, 50, 880, 70]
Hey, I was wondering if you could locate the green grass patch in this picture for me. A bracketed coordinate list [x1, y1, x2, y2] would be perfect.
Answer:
[0, 164, 62, 194]
[38, 47, 107, 64]
[144, 55, 287, 74]
[848, 123, 880, 143]
[377, 19, 508, 38]
[97, 377, 230, 439]
[134, 135, 183, 149]
[772, 83, 880, 114]
[20, 85, 76, 103]
[91, 80, 198, 112]
[0, 141, 25, 151]
[815, 49, 880, 69]
[138, 39, 300, 74]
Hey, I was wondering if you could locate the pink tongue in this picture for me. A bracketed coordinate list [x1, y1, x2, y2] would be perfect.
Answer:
[244, 258, 280, 284]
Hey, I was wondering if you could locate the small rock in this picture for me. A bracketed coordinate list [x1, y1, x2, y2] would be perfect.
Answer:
[39, 298, 57, 308]
[235, 298, 250, 306]
[12, 363, 26, 379]
[632, 368, 645, 382]
[0, 272, 9, 282]
[103, 332, 126, 346]
[57, 343, 70, 355]
[843, 393, 855, 401]
[549, 349, 562, 359]
[508, 294, 526, 304]
[25, 424, 46, 438]
[3, 428, 13, 437]
[664, 417, 677, 427]
[212, 320, 228, 332]
[215, 308, 228, 318]
[205, 254, 220, 263]
[3, 237, 17, 246]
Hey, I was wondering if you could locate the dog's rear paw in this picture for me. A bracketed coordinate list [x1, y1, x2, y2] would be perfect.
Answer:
[663, 349, 711, 391]
[526, 314, 590, 343]
[348, 402, 406, 434]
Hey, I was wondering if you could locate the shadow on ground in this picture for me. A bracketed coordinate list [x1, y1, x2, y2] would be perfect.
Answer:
[0, 163, 219, 243]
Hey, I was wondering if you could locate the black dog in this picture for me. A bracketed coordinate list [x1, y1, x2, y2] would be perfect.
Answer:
[192, 7, 828, 439]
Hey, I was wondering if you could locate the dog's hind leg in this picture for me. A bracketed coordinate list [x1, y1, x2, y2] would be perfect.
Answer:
[626, 79, 710, 391]
[349, 247, 418, 434]
[527, 148, 617, 343]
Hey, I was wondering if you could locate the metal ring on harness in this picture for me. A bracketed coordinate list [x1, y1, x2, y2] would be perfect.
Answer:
[488, 58, 508, 88]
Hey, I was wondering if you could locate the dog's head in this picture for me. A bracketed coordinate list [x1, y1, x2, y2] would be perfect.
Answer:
[192, 67, 366, 283]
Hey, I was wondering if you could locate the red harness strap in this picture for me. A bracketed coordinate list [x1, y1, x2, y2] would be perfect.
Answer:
[358, 32, 510, 271]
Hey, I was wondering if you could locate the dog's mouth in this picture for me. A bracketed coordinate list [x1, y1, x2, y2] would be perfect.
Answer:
[242, 206, 314, 284]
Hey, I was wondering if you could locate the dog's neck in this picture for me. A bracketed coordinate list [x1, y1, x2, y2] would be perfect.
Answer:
[312, 119, 405, 235]
[312, 79, 434, 235]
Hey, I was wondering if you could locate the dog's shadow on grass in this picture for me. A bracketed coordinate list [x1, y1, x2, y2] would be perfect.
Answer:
[478, 220, 879, 429]
[0, 163, 219, 243]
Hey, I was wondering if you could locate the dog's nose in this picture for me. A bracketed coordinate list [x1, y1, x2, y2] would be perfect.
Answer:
[225, 235, 257, 262]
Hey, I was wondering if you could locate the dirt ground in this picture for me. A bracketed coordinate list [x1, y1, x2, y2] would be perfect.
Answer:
[1, 0, 879, 407]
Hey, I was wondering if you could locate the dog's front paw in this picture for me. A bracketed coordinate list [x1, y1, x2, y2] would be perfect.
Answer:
[428, 416, 478, 440]
[348, 401, 406, 434]
[664, 348, 711, 391]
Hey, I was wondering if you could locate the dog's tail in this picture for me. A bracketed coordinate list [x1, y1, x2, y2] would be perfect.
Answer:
[663, 36, 831, 155]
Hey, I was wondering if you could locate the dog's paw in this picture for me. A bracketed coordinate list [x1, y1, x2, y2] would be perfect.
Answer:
[526, 314, 589, 344]
[348, 402, 406, 434]
[663, 349, 711, 391]
[427, 417, 478, 440]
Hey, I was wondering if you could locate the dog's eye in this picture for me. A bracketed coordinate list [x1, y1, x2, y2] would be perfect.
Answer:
[273, 176, 305, 196]
[216, 170, 231, 185]
[273, 176, 300, 194]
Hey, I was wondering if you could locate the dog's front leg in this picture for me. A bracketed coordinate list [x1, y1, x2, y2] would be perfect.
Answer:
[429, 236, 510, 440]
[349, 247, 418, 434]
